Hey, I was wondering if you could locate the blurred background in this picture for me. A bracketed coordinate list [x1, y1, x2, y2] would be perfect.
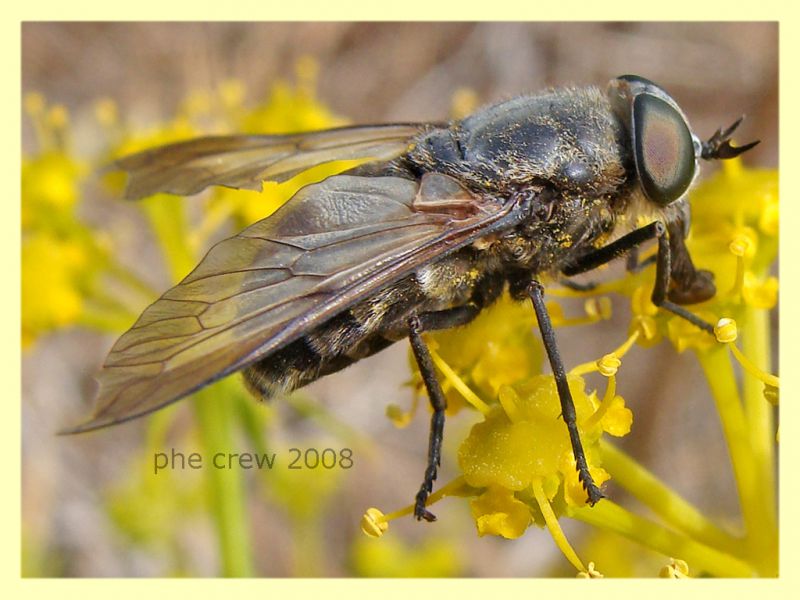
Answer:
[21, 22, 778, 577]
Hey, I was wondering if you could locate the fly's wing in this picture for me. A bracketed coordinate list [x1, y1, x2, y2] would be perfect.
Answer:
[115, 124, 431, 199]
[66, 174, 522, 432]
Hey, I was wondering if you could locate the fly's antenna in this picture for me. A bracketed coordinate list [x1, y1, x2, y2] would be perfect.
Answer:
[701, 116, 760, 160]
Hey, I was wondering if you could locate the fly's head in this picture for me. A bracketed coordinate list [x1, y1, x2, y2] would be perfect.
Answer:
[607, 75, 760, 305]
[607, 74, 760, 210]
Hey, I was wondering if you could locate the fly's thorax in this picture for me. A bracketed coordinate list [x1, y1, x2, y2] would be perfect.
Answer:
[408, 86, 632, 199]
[478, 190, 619, 275]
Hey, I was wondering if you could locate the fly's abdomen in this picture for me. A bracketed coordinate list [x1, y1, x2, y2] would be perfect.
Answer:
[241, 309, 395, 400]
[242, 249, 498, 400]
[242, 272, 423, 399]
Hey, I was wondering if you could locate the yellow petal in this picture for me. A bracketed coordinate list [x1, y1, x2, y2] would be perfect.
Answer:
[470, 486, 532, 539]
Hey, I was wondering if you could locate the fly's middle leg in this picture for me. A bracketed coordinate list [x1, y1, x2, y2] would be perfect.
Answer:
[528, 280, 605, 505]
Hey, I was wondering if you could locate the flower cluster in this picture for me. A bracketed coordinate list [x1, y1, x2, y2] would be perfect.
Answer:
[373, 160, 778, 577]
[22, 95, 93, 346]
[22, 63, 778, 576]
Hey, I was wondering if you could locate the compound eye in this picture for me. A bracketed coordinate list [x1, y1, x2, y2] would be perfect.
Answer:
[618, 74, 659, 88]
[633, 93, 696, 205]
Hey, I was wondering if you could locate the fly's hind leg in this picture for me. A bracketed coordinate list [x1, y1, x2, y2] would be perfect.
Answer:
[408, 304, 480, 522]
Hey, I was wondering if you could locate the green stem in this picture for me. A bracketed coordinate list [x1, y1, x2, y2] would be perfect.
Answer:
[142, 195, 254, 576]
[567, 500, 753, 577]
[141, 194, 196, 280]
[740, 307, 778, 575]
[697, 346, 768, 574]
[532, 479, 585, 572]
[237, 393, 324, 576]
[193, 385, 255, 577]
[600, 440, 743, 555]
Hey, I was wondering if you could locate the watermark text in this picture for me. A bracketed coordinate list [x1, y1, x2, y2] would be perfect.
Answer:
[153, 447, 353, 474]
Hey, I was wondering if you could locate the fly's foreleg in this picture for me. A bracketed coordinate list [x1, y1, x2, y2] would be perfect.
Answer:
[649, 223, 715, 332]
[528, 281, 604, 505]
[547, 222, 717, 505]
[563, 221, 715, 333]
[408, 304, 480, 522]
[560, 234, 652, 291]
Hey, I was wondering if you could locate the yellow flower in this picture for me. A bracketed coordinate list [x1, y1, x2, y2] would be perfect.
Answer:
[410, 295, 543, 413]
[210, 63, 353, 229]
[238, 58, 346, 135]
[470, 485, 532, 539]
[742, 273, 778, 309]
[660, 558, 691, 578]
[597, 394, 633, 437]
[689, 165, 777, 280]
[618, 163, 779, 354]
[106, 454, 204, 547]
[351, 536, 463, 577]
[690, 162, 778, 244]
[22, 99, 117, 347]
[458, 374, 623, 531]
[21, 233, 87, 347]
[360, 508, 389, 538]
[665, 308, 719, 353]
[22, 96, 87, 231]
[101, 117, 198, 196]
[22, 152, 86, 229]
